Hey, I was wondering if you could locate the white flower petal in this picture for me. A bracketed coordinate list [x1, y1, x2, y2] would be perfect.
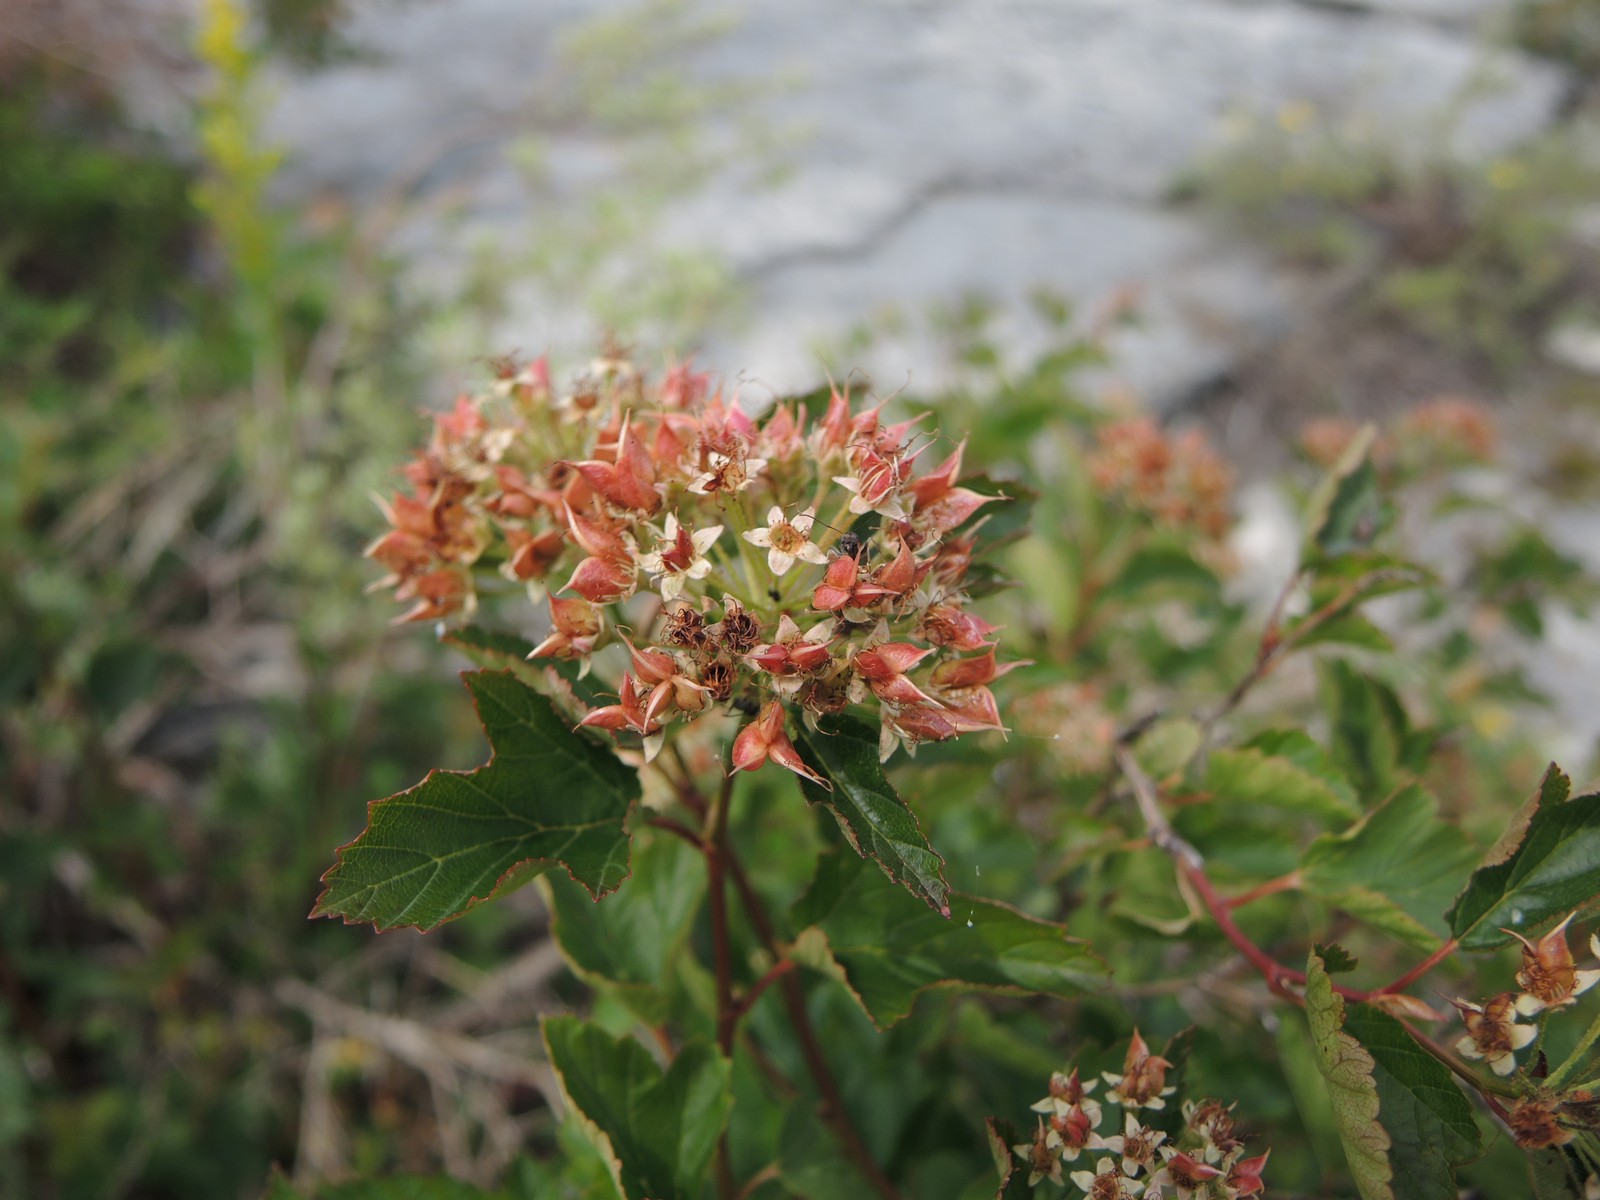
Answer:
[766, 506, 785, 525]
[692, 525, 724, 553]
[768, 548, 796, 575]
[804, 618, 836, 643]
[744, 528, 773, 548]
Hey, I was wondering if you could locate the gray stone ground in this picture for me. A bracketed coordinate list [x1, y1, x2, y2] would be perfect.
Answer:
[264, 0, 1570, 401]
[261, 0, 1600, 763]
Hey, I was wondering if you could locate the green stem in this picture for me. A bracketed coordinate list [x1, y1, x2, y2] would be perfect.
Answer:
[1547, 1003, 1600, 1089]
[703, 770, 738, 1200]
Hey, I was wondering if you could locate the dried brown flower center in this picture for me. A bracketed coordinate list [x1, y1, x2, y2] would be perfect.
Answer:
[769, 521, 807, 553]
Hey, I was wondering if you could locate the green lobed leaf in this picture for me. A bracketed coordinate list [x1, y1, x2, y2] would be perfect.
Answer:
[1305, 952, 1394, 1200]
[778, 1102, 881, 1200]
[1096, 539, 1222, 603]
[1342, 1003, 1480, 1200]
[1320, 661, 1431, 802]
[1447, 764, 1600, 950]
[263, 1171, 509, 1199]
[1315, 942, 1360, 974]
[1307, 428, 1393, 559]
[1527, 1148, 1586, 1199]
[1301, 786, 1478, 951]
[440, 624, 538, 667]
[313, 670, 637, 930]
[441, 624, 610, 709]
[982, 1118, 1040, 1200]
[542, 1017, 731, 1200]
[1132, 716, 1202, 782]
[1205, 734, 1361, 824]
[1291, 611, 1394, 654]
[790, 849, 1105, 1028]
[793, 714, 950, 915]
[542, 831, 706, 1024]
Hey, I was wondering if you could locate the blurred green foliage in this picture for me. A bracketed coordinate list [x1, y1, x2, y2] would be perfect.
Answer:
[0, 19, 479, 1200]
[3, 0, 774, 1194]
[1179, 93, 1600, 372]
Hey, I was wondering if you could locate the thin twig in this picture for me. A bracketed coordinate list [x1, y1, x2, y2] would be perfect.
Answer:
[1112, 746, 1203, 871]
[646, 815, 704, 849]
[1114, 747, 1376, 1006]
[721, 837, 906, 1200]
[731, 958, 797, 1024]
[1374, 938, 1458, 996]
[1225, 871, 1303, 911]
[1201, 566, 1421, 737]
[776, 972, 906, 1200]
[733, 1163, 783, 1200]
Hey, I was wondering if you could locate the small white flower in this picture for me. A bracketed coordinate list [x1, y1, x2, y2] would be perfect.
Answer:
[743, 507, 830, 576]
[1116, 1113, 1167, 1178]
[1453, 994, 1538, 1076]
[831, 472, 906, 520]
[688, 451, 767, 495]
[638, 514, 722, 602]
[1070, 1156, 1144, 1198]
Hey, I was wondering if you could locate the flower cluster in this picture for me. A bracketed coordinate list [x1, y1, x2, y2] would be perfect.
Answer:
[1011, 682, 1117, 779]
[1298, 396, 1497, 472]
[1009, 1032, 1267, 1198]
[368, 350, 1018, 773]
[1452, 913, 1600, 1086]
[1443, 911, 1600, 1161]
[1086, 418, 1233, 541]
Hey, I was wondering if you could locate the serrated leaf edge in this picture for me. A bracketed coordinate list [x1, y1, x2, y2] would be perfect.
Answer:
[310, 670, 636, 931]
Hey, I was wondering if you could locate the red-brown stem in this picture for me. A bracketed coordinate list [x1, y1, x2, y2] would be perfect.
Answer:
[1180, 862, 1311, 1004]
[1202, 567, 1418, 735]
[777, 971, 905, 1200]
[1396, 1015, 1517, 1104]
[733, 1164, 783, 1200]
[723, 841, 906, 1200]
[1375, 939, 1458, 995]
[646, 815, 703, 849]
[732, 957, 797, 1025]
[669, 743, 709, 818]
[1114, 746, 1366, 1006]
[1225, 870, 1302, 910]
